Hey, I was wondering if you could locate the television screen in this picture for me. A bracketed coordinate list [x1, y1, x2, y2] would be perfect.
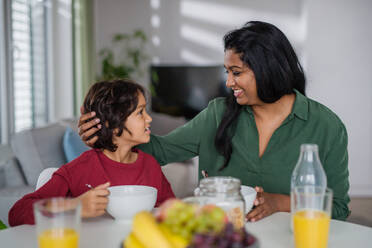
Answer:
[150, 65, 229, 119]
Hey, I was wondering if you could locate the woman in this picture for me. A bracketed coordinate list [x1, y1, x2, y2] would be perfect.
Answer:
[78, 21, 350, 221]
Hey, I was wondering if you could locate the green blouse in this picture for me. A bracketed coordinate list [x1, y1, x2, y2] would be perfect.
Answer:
[139, 90, 350, 220]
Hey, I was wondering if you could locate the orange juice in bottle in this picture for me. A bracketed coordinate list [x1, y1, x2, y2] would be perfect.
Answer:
[293, 210, 330, 248]
[38, 228, 79, 248]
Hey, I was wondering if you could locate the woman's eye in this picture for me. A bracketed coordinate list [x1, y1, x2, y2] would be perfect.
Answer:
[224, 70, 228, 74]
[233, 71, 241, 76]
[138, 110, 143, 115]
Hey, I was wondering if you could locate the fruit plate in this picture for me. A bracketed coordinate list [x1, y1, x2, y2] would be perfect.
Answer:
[122, 199, 260, 248]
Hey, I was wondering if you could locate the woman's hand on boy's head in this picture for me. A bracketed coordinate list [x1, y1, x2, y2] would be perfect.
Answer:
[78, 106, 101, 147]
[78, 182, 110, 218]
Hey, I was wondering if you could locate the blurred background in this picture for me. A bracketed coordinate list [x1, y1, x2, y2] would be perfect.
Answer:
[0, 0, 371, 225]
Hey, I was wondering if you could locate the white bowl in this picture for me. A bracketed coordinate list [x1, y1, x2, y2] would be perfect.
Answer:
[107, 185, 157, 221]
[241, 185, 257, 213]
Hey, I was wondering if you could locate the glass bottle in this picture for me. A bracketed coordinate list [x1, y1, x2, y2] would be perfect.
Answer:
[291, 144, 327, 190]
[193, 176, 245, 229]
[290, 144, 327, 230]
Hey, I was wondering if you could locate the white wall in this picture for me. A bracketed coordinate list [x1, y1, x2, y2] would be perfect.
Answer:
[94, 0, 372, 196]
[50, 0, 74, 121]
[94, 0, 305, 85]
[305, 0, 372, 196]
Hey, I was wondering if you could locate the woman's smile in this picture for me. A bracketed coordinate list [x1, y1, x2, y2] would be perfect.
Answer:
[145, 126, 151, 134]
[233, 89, 243, 97]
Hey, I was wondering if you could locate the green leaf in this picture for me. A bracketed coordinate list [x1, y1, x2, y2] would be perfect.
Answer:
[149, 83, 157, 97]
[113, 33, 129, 42]
[151, 71, 159, 84]
[132, 50, 140, 67]
[133, 30, 147, 42]
[0, 220, 7, 230]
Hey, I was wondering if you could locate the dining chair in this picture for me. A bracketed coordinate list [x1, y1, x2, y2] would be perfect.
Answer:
[35, 167, 58, 190]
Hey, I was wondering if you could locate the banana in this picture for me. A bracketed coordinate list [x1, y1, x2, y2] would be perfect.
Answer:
[123, 232, 145, 248]
[132, 211, 174, 248]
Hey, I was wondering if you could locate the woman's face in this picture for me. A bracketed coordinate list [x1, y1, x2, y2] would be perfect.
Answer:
[119, 92, 152, 145]
[224, 49, 262, 106]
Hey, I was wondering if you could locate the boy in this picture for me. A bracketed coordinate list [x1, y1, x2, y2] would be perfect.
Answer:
[9, 79, 175, 226]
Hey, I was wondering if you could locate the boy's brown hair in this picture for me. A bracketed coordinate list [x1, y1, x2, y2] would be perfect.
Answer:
[83, 79, 145, 152]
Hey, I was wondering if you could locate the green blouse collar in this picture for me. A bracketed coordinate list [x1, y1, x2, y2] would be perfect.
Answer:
[292, 89, 308, 121]
[243, 89, 308, 121]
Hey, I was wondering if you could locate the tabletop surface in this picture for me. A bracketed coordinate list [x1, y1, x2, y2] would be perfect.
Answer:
[0, 212, 371, 248]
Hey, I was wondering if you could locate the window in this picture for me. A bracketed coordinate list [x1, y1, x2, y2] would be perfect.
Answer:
[0, 0, 50, 143]
[0, 0, 11, 143]
[11, 0, 48, 132]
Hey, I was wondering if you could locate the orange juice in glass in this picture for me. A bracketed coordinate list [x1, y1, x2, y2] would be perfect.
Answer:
[292, 187, 332, 248]
[38, 228, 79, 248]
[34, 198, 81, 248]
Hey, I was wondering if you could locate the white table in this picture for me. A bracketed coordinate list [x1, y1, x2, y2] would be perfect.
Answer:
[0, 212, 371, 247]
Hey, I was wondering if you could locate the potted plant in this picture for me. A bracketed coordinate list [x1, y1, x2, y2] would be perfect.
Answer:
[97, 29, 148, 81]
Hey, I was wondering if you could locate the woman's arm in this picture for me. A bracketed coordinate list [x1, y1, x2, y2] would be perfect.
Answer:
[138, 105, 212, 165]
[78, 102, 214, 165]
[323, 122, 350, 220]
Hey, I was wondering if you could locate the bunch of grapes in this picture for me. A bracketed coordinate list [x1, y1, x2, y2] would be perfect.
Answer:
[162, 201, 197, 239]
[159, 200, 226, 241]
[187, 223, 256, 248]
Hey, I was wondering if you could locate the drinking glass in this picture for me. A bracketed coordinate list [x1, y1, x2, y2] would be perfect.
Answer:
[34, 197, 81, 248]
[292, 186, 332, 248]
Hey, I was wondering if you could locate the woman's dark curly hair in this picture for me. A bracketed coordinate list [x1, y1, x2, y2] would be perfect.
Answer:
[83, 79, 145, 152]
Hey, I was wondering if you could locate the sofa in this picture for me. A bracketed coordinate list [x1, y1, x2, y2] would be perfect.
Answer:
[0, 113, 198, 226]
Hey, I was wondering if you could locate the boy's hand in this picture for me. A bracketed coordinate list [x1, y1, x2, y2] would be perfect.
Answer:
[78, 106, 101, 147]
[78, 182, 110, 218]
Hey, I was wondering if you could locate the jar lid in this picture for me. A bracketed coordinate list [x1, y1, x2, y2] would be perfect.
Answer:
[199, 176, 241, 195]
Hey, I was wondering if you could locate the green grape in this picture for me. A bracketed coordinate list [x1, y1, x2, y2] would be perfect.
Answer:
[161, 201, 228, 241]
[184, 206, 195, 219]
[185, 218, 198, 231]
[212, 222, 224, 233]
[179, 228, 191, 240]
[170, 224, 182, 234]
[164, 216, 179, 226]
[195, 217, 209, 233]
[210, 207, 225, 222]
[178, 210, 190, 223]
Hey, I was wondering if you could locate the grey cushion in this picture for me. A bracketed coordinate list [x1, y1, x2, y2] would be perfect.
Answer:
[2, 158, 26, 187]
[0, 145, 26, 188]
[10, 123, 68, 185]
[0, 170, 4, 188]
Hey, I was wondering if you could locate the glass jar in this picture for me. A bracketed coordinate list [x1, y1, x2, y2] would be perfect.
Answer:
[193, 176, 245, 228]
